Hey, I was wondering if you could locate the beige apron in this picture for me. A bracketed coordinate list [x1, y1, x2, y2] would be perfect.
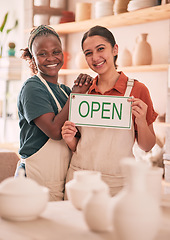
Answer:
[20, 74, 71, 201]
[65, 78, 135, 197]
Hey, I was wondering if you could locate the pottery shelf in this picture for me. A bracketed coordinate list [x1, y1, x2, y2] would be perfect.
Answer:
[50, 4, 170, 35]
[33, 6, 63, 16]
[154, 122, 170, 128]
[59, 64, 169, 76]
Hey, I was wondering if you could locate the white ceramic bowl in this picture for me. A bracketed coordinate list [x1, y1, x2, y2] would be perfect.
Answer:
[0, 169, 49, 221]
[128, 0, 157, 11]
[66, 170, 109, 210]
[0, 187, 49, 221]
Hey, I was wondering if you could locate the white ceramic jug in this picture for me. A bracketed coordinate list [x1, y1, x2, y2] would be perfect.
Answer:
[83, 188, 112, 232]
[113, 158, 161, 240]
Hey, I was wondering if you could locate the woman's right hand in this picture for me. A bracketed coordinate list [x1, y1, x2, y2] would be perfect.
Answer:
[72, 73, 93, 94]
[61, 121, 77, 143]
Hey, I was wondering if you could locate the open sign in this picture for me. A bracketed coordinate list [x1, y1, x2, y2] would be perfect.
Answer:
[69, 93, 132, 129]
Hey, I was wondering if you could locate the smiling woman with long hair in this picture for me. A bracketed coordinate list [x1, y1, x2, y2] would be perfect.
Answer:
[62, 25, 158, 197]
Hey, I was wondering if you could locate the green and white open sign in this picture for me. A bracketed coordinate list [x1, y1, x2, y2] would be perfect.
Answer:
[69, 93, 132, 129]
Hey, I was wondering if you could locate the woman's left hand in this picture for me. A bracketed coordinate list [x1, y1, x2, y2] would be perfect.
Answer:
[72, 73, 93, 94]
[128, 97, 148, 126]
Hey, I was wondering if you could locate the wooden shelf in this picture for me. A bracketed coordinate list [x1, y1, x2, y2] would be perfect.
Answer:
[154, 122, 170, 128]
[0, 57, 22, 81]
[33, 6, 63, 16]
[51, 4, 170, 34]
[118, 64, 169, 72]
[59, 64, 169, 76]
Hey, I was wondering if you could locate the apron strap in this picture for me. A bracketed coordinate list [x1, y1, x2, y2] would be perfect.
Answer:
[37, 73, 68, 112]
[124, 78, 134, 97]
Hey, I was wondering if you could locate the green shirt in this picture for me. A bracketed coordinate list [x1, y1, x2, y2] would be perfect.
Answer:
[17, 75, 71, 158]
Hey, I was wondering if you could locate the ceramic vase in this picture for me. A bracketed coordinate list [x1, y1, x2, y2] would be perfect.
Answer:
[147, 166, 163, 204]
[118, 48, 132, 67]
[133, 33, 152, 65]
[114, 0, 130, 14]
[61, 51, 70, 69]
[113, 158, 161, 240]
[75, 3, 92, 21]
[66, 170, 109, 210]
[75, 51, 89, 69]
[83, 188, 112, 232]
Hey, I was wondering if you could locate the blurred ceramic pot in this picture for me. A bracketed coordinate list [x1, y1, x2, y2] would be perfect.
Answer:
[66, 170, 109, 210]
[162, 0, 170, 4]
[113, 158, 161, 240]
[34, 14, 49, 25]
[83, 188, 112, 232]
[34, 0, 49, 6]
[75, 51, 89, 69]
[147, 166, 163, 204]
[75, 3, 92, 21]
[62, 51, 71, 69]
[114, 0, 130, 14]
[0, 169, 49, 221]
[118, 48, 132, 67]
[95, 0, 114, 18]
[128, 0, 158, 11]
[133, 33, 152, 65]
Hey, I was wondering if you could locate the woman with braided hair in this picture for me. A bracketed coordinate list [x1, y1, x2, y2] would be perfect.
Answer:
[15, 25, 93, 201]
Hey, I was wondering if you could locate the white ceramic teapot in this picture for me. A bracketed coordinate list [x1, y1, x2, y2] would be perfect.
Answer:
[0, 169, 49, 221]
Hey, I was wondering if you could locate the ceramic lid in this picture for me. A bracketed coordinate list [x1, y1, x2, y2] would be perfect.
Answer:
[0, 169, 43, 195]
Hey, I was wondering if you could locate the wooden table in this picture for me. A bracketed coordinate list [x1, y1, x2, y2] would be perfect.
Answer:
[0, 200, 170, 240]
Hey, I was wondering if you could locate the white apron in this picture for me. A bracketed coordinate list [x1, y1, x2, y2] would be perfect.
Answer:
[65, 78, 135, 197]
[20, 74, 71, 201]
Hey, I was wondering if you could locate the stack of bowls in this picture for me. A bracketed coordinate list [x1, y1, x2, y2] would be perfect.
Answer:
[95, 0, 114, 18]
[128, 0, 158, 11]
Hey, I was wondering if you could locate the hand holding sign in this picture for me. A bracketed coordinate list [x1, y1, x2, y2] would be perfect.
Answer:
[128, 96, 148, 126]
[69, 94, 132, 129]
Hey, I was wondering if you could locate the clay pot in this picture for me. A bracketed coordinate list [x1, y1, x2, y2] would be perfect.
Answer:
[133, 33, 152, 66]
[59, 11, 75, 23]
[75, 3, 92, 21]
[118, 48, 132, 67]
[61, 51, 71, 69]
[114, 0, 130, 14]
[161, 0, 170, 4]
[75, 51, 89, 69]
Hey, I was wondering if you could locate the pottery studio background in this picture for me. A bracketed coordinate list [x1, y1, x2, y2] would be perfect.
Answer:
[0, 0, 169, 154]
